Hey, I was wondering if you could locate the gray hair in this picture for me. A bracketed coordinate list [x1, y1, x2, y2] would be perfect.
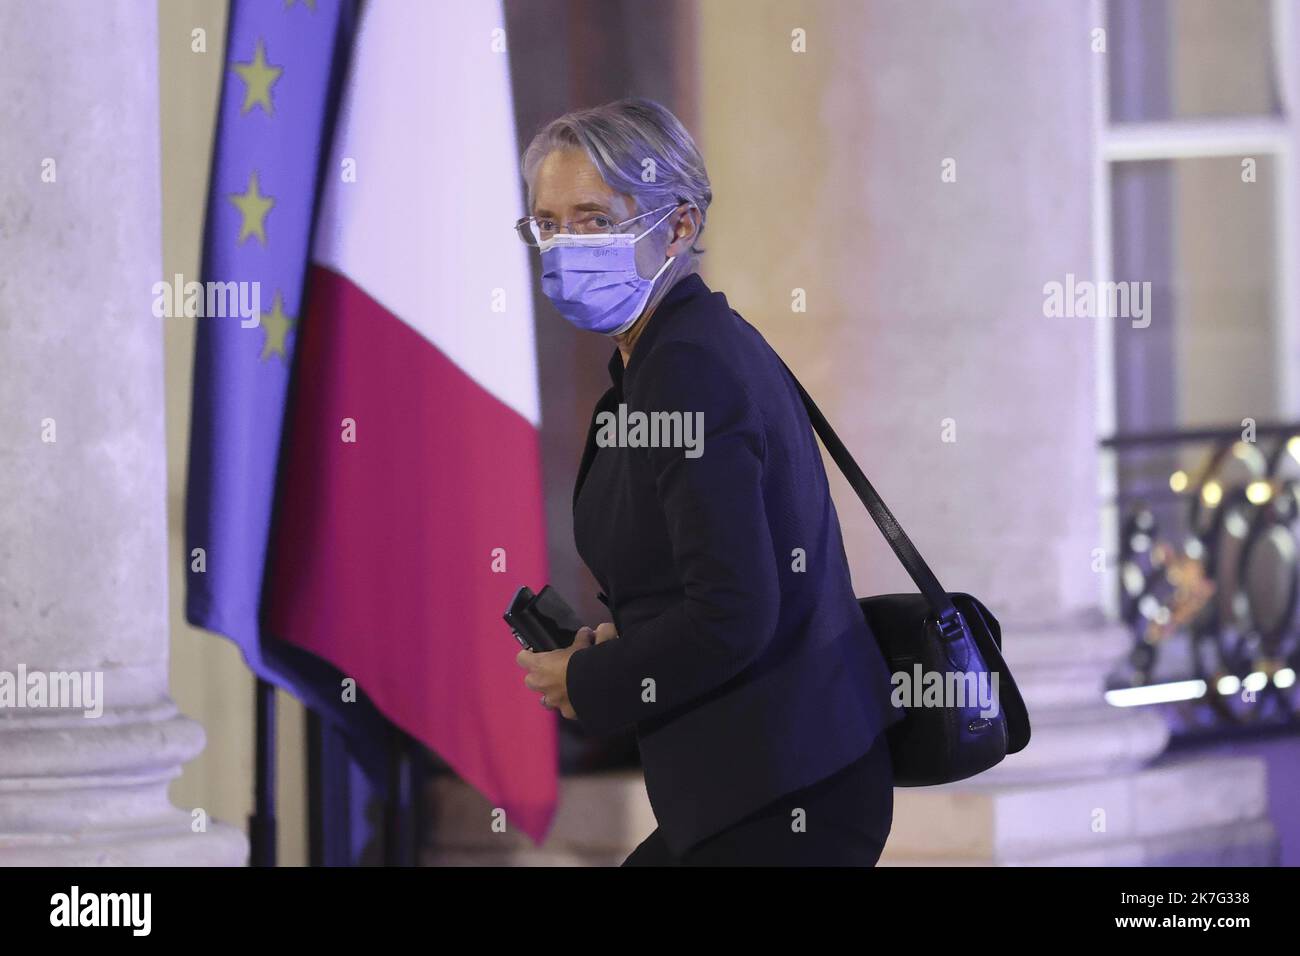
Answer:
[520, 98, 712, 257]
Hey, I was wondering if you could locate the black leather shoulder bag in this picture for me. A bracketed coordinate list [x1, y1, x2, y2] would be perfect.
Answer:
[784, 363, 1032, 786]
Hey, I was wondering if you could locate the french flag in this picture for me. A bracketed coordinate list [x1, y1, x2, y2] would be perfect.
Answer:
[188, 0, 554, 846]
[262, 1, 555, 842]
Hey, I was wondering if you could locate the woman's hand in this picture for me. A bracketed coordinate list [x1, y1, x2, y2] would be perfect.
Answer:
[514, 623, 619, 719]
[516, 628, 592, 720]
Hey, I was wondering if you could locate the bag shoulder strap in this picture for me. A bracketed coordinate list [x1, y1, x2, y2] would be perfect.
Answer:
[779, 359, 962, 631]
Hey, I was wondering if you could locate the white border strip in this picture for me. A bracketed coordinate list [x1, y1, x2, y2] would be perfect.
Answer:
[1104, 116, 1289, 160]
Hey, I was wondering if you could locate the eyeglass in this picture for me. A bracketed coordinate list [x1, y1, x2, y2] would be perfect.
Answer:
[514, 199, 688, 247]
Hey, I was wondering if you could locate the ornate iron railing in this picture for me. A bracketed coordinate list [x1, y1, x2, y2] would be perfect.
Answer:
[1102, 423, 1300, 735]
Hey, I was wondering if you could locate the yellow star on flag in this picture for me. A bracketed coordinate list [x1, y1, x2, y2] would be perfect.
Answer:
[233, 38, 283, 115]
[260, 291, 296, 362]
[229, 171, 274, 245]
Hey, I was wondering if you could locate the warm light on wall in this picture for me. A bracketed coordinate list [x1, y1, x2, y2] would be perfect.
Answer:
[1201, 480, 1223, 506]
[1217, 674, 1241, 695]
[1245, 480, 1273, 504]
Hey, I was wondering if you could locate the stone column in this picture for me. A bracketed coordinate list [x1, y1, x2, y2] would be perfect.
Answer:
[696, 0, 1275, 864]
[0, 0, 246, 865]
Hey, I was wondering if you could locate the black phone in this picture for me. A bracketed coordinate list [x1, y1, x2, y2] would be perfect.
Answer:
[503, 585, 584, 652]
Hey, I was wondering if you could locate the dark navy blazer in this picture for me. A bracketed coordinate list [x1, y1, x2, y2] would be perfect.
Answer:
[567, 272, 902, 857]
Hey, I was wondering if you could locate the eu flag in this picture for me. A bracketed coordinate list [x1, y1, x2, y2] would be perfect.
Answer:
[184, 0, 384, 756]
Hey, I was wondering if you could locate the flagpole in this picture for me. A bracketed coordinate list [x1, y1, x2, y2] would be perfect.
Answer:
[305, 710, 324, 865]
[248, 677, 277, 866]
[384, 725, 417, 866]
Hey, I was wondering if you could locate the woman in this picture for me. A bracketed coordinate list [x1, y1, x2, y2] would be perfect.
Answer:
[514, 98, 903, 866]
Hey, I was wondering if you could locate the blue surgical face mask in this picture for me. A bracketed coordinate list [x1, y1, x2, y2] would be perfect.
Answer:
[539, 204, 681, 336]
